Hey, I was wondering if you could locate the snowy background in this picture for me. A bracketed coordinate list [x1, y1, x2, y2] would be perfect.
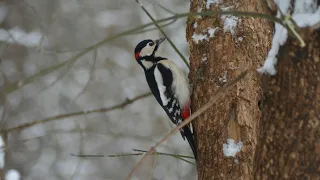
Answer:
[0, 0, 197, 179]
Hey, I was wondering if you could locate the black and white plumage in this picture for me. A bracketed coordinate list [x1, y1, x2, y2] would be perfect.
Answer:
[134, 37, 197, 160]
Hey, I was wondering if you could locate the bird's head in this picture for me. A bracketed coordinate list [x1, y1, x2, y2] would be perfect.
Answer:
[134, 37, 167, 69]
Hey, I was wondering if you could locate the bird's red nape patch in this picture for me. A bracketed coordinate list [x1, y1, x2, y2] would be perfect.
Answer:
[182, 103, 191, 120]
[134, 52, 140, 59]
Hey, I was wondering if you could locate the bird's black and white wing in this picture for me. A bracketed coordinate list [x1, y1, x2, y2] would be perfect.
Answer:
[153, 62, 183, 127]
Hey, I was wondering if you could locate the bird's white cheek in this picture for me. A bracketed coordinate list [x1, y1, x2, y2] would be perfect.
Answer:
[139, 46, 155, 57]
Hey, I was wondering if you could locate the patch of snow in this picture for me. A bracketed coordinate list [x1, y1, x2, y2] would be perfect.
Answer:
[234, 159, 239, 164]
[24, 31, 44, 47]
[206, 0, 221, 9]
[221, 15, 239, 35]
[274, 0, 290, 13]
[220, 6, 233, 11]
[219, 71, 227, 83]
[192, 33, 208, 44]
[208, 27, 218, 37]
[193, 22, 198, 28]
[5, 169, 20, 180]
[265, 0, 274, 11]
[223, 139, 243, 157]
[192, 27, 218, 43]
[257, 15, 287, 75]
[0, 27, 47, 47]
[293, 0, 317, 14]
[0, 135, 4, 168]
[202, 54, 207, 62]
[293, 8, 320, 27]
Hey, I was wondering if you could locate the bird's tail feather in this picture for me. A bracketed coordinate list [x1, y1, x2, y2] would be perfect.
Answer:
[182, 126, 197, 161]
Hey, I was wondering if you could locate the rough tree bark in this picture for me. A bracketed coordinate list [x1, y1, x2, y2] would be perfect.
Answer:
[254, 29, 320, 179]
[186, 0, 273, 179]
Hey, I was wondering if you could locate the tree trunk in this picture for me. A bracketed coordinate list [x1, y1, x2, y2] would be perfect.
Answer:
[254, 29, 320, 179]
[186, 0, 273, 179]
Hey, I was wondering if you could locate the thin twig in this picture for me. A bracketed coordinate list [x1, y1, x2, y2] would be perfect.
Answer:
[71, 148, 196, 166]
[284, 14, 306, 47]
[69, 123, 84, 180]
[149, 0, 177, 14]
[126, 68, 254, 179]
[135, 0, 189, 68]
[71, 149, 194, 159]
[132, 149, 194, 159]
[71, 49, 98, 102]
[148, 0, 176, 14]
[133, 149, 196, 166]
[1, 92, 152, 134]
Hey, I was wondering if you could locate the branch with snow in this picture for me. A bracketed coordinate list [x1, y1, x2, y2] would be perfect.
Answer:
[258, 0, 320, 75]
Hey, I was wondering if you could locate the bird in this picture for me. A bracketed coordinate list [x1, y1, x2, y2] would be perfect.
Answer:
[134, 37, 197, 160]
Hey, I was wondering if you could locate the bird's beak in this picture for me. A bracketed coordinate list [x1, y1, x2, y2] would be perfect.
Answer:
[155, 37, 167, 46]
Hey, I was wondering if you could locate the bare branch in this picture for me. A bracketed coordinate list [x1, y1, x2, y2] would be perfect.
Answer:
[71, 148, 196, 166]
[1, 92, 152, 134]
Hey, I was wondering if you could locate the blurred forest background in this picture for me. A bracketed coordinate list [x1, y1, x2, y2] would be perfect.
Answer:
[0, 0, 196, 179]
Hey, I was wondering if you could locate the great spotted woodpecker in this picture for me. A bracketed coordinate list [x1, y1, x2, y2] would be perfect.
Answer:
[134, 37, 197, 159]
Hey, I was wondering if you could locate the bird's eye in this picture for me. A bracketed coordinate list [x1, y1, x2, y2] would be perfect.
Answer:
[148, 42, 154, 46]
